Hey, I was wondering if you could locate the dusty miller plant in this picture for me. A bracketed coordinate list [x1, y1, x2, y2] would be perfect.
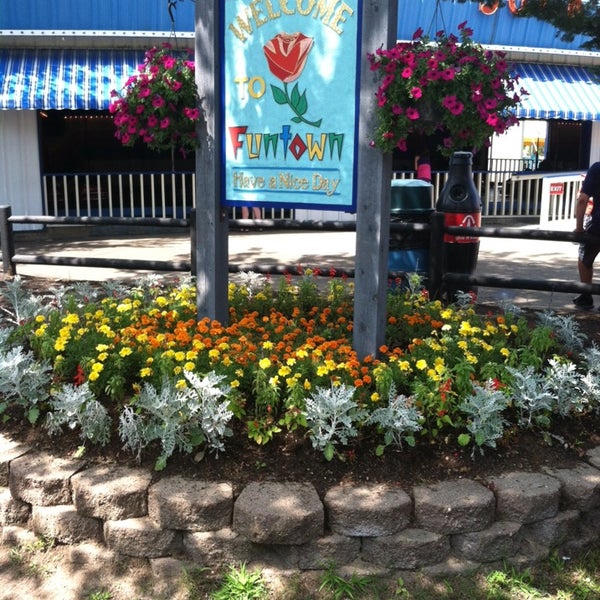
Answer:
[119, 370, 233, 471]
[304, 384, 369, 461]
[579, 344, 600, 412]
[536, 311, 587, 355]
[544, 358, 587, 417]
[367, 384, 422, 455]
[0, 276, 52, 326]
[0, 346, 51, 424]
[458, 380, 509, 457]
[45, 382, 111, 446]
[507, 366, 555, 429]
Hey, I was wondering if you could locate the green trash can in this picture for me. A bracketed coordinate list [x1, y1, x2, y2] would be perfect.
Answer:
[389, 179, 433, 274]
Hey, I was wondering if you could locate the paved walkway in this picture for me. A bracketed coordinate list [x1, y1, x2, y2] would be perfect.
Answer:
[7, 219, 582, 312]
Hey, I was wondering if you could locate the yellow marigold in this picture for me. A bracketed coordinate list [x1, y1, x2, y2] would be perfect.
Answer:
[88, 371, 99, 382]
[155, 296, 169, 307]
[466, 353, 478, 364]
[370, 392, 380, 402]
[500, 347, 510, 357]
[97, 352, 108, 362]
[235, 368, 244, 377]
[415, 359, 427, 370]
[62, 313, 80, 324]
[116, 302, 132, 312]
[231, 379, 240, 388]
[54, 339, 66, 352]
[175, 379, 187, 390]
[222, 356, 232, 366]
[208, 349, 220, 360]
[303, 379, 311, 390]
[35, 315, 45, 323]
[259, 357, 271, 369]
[118, 347, 132, 358]
[174, 351, 186, 362]
[262, 341, 274, 350]
[278, 365, 292, 377]
[173, 366, 182, 375]
[398, 360, 411, 372]
[96, 343, 109, 352]
[510, 324, 518, 333]
[286, 357, 297, 366]
[185, 350, 198, 360]
[269, 375, 280, 387]
[296, 349, 308, 359]
[140, 367, 153, 377]
[34, 324, 48, 337]
[457, 340, 468, 350]
[184, 362, 195, 371]
[91, 362, 104, 373]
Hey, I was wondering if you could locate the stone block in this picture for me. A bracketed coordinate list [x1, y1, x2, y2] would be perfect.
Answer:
[586, 447, 600, 470]
[324, 483, 411, 536]
[104, 517, 180, 558]
[9, 453, 85, 506]
[297, 533, 361, 569]
[148, 476, 233, 530]
[413, 479, 495, 534]
[361, 528, 450, 569]
[72, 464, 152, 520]
[233, 482, 323, 544]
[183, 527, 253, 566]
[451, 520, 522, 562]
[0, 486, 30, 525]
[522, 509, 580, 547]
[31, 504, 102, 544]
[545, 464, 600, 511]
[489, 471, 560, 523]
[0, 434, 30, 487]
[1, 525, 39, 546]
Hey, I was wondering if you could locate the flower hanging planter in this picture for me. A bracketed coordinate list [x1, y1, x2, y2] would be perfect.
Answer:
[367, 22, 527, 157]
[110, 43, 201, 158]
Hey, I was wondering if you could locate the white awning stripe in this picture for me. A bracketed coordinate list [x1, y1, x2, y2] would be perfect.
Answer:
[0, 49, 145, 110]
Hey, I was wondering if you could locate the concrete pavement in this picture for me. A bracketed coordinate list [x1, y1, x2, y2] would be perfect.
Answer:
[6, 219, 583, 312]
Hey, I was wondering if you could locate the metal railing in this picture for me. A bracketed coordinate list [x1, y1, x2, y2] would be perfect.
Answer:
[41, 167, 581, 224]
[42, 171, 291, 220]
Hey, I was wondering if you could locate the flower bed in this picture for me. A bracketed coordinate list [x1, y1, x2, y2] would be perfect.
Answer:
[0, 273, 598, 473]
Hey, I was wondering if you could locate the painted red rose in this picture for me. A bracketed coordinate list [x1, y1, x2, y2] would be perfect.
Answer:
[263, 32, 313, 84]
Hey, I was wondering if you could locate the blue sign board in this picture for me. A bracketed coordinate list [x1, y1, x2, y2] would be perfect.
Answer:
[223, 0, 361, 212]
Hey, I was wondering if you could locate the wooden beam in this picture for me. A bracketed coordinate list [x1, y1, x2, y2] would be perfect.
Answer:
[353, 0, 398, 359]
[194, 0, 229, 323]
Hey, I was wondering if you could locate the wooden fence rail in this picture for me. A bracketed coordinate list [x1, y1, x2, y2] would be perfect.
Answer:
[2, 205, 600, 301]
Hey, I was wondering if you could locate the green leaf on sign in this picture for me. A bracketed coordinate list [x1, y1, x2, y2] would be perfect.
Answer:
[271, 85, 287, 105]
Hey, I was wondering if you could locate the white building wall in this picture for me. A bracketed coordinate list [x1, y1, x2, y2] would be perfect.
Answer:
[0, 111, 43, 230]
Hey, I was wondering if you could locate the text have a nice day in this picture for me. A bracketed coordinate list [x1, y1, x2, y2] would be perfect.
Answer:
[228, 0, 355, 42]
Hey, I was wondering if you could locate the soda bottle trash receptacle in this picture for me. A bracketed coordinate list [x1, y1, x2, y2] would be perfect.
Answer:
[435, 151, 481, 300]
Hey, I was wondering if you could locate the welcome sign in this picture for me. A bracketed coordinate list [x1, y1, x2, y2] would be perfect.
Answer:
[223, 0, 361, 212]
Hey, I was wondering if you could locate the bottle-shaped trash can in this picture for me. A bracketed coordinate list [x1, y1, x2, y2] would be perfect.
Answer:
[435, 151, 481, 300]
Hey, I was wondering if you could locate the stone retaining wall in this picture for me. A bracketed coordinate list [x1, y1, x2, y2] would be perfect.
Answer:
[1, 433, 599, 577]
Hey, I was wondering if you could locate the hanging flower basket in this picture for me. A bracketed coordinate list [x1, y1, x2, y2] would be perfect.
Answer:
[110, 43, 201, 157]
[367, 22, 528, 157]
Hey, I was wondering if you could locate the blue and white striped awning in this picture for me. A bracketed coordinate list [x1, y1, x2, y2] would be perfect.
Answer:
[514, 62, 600, 121]
[0, 49, 145, 110]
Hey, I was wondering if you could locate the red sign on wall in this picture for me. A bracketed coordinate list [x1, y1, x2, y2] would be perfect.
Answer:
[550, 182, 564, 195]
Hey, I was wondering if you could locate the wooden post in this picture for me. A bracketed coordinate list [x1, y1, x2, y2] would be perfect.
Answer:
[194, 0, 229, 322]
[353, 0, 398, 359]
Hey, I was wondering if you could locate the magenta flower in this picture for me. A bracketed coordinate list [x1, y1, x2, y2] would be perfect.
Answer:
[406, 107, 420, 120]
[152, 95, 165, 108]
[160, 118, 170, 129]
[409, 87, 422, 99]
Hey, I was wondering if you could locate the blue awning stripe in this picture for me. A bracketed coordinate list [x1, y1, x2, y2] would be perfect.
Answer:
[0, 49, 145, 110]
[513, 62, 600, 121]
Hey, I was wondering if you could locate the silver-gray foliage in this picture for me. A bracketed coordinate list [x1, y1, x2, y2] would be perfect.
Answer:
[545, 358, 587, 416]
[367, 384, 422, 449]
[304, 384, 368, 458]
[45, 382, 111, 445]
[459, 380, 509, 455]
[0, 346, 51, 423]
[536, 311, 588, 355]
[507, 365, 554, 428]
[118, 370, 233, 471]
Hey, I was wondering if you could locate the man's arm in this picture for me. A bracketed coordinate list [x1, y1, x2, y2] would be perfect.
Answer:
[575, 190, 591, 232]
